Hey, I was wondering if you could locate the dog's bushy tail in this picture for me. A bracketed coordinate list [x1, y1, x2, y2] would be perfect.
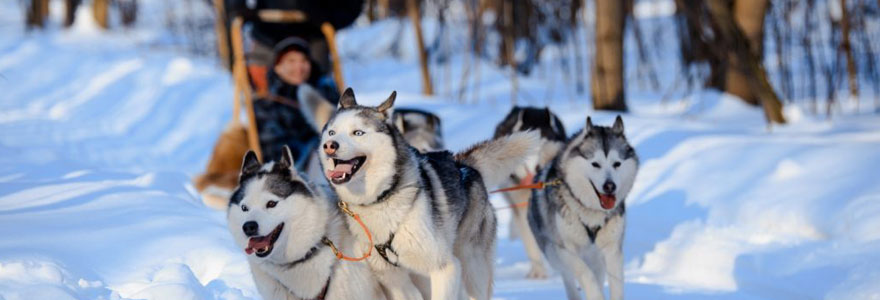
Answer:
[455, 131, 541, 189]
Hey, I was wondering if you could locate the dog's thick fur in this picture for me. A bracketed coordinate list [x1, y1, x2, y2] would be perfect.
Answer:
[493, 106, 567, 279]
[227, 146, 386, 300]
[195, 123, 251, 209]
[318, 88, 540, 300]
[528, 116, 638, 300]
[391, 108, 445, 152]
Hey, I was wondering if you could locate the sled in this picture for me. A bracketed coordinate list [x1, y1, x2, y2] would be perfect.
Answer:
[195, 16, 260, 209]
[195, 5, 348, 209]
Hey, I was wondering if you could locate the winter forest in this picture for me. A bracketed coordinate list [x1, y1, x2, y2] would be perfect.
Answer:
[2, 0, 880, 299]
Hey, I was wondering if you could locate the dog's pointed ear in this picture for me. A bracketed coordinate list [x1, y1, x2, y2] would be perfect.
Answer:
[279, 145, 295, 170]
[241, 150, 261, 176]
[612, 115, 624, 135]
[377, 91, 396, 114]
[339, 87, 357, 109]
[586, 116, 594, 131]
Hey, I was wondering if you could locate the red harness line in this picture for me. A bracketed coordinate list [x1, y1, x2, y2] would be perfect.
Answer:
[491, 171, 562, 210]
[327, 202, 373, 261]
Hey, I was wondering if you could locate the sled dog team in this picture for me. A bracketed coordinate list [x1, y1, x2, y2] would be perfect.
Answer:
[226, 88, 639, 300]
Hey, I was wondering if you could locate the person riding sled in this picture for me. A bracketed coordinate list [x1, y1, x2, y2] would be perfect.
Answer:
[223, 0, 362, 94]
[196, 0, 357, 209]
[254, 36, 337, 169]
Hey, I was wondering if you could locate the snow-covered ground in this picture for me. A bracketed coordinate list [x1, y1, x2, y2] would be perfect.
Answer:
[2, 2, 880, 300]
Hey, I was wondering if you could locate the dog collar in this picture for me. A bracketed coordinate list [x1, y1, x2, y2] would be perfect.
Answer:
[274, 237, 328, 269]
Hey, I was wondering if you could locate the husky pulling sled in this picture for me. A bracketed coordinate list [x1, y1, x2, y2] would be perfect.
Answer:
[527, 116, 638, 300]
[317, 88, 540, 300]
[227, 146, 387, 300]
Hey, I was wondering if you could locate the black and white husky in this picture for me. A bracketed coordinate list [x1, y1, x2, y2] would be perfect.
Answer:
[391, 108, 445, 152]
[493, 106, 567, 279]
[528, 116, 638, 300]
[318, 88, 540, 300]
[227, 146, 387, 300]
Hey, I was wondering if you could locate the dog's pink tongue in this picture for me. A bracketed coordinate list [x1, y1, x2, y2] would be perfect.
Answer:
[245, 236, 270, 255]
[600, 194, 616, 210]
[327, 162, 354, 179]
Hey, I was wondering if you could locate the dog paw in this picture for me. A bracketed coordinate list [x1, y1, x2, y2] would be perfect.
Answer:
[525, 265, 548, 279]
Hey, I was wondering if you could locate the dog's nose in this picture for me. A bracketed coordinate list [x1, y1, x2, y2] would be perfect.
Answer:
[242, 221, 259, 236]
[602, 181, 616, 194]
[323, 140, 339, 155]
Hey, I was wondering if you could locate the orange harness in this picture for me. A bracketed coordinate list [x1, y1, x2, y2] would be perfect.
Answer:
[325, 202, 373, 261]
[491, 172, 563, 210]
[330, 173, 563, 255]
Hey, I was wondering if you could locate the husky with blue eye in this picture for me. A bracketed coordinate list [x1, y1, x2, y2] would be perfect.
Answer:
[227, 146, 387, 300]
[528, 116, 638, 300]
[318, 88, 541, 300]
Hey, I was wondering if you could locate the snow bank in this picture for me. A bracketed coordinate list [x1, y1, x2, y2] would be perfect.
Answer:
[2, 1, 879, 299]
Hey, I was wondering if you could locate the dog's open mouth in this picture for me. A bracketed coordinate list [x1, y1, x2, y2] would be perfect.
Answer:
[326, 156, 367, 184]
[591, 182, 616, 210]
[245, 223, 284, 257]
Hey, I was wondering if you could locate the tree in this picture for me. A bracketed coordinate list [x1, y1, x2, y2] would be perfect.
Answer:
[93, 0, 109, 29]
[590, 0, 627, 111]
[677, 0, 786, 124]
[25, 0, 49, 29]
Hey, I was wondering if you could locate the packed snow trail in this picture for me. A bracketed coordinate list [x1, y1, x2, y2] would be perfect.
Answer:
[2, 3, 880, 300]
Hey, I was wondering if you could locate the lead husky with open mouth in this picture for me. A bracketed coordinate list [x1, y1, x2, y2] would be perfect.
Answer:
[318, 88, 540, 300]
[528, 116, 638, 300]
[227, 146, 386, 300]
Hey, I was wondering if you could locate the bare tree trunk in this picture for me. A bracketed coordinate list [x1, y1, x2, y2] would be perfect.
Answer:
[590, 0, 627, 111]
[378, 0, 390, 19]
[119, 0, 138, 27]
[93, 0, 109, 29]
[707, 0, 786, 123]
[26, 0, 49, 29]
[723, 0, 768, 105]
[212, 0, 231, 71]
[840, 0, 859, 104]
[407, 0, 434, 95]
[367, 0, 376, 22]
[64, 0, 81, 27]
[39, 0, 49, 22]
[502, 0, 518, 104]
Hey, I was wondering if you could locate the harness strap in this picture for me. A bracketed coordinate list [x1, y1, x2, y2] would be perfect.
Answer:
[305, 271, 332, 300]
[374, 232, 399, 266]
[491, 178, 562, 194]
[323, 202, 373, 261]
[277, 241, 324, 269]
[491, 177, 563, 210]
[584, 224, 602, 243]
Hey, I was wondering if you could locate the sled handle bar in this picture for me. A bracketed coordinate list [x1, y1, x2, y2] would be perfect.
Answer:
[257, 9, 308, 23]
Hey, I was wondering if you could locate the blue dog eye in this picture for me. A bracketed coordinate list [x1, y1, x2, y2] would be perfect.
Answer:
[328, 130, 336, 136]
[353, 130, 365, 136]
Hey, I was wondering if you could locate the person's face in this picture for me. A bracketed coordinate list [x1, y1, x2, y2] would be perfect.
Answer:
[274, 50, 311, 85]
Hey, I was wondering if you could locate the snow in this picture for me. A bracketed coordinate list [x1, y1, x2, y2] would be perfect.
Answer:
[2, 1, 880, 299]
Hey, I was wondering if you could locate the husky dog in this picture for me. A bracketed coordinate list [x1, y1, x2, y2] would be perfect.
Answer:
[318, 88, 540, 300]
[391, 108, 445, 152]
[493, 106, 567, 279]
[227, 146, 387, 300]
[527, 116, 638, 300]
